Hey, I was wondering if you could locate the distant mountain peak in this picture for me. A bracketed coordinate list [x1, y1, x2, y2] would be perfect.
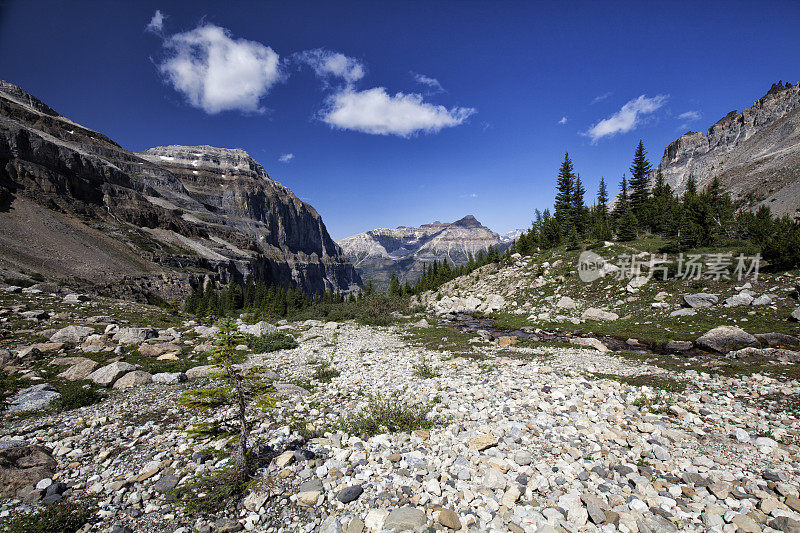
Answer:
[453, 214, 481, 227]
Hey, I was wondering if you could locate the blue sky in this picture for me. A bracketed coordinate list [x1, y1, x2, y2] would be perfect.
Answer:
[1, 1, 799, 240]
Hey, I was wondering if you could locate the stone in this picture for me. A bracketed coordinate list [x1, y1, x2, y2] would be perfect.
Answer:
[497, 336, 518, 347]
[587, 503, 606, 524]
[570, 337, 609, 352]
[274, 450, 295, 468]
[297, 490, 321, 506]
[696, 326, 759, 353]
[670, 308, 696, 317]
[151, 372, 187, 385]
[153, 474, 179, 493]
[751, 294, 774, 305]
[214, 519, 243, 533]
[556, 296, 577, 310]
[113, 370, 153, 389]
[5, 383, 61, 413]
[112, 327, 157, 345]
[49, 325, 94, 344]
[791, 307, 800, 322]
[731, 513, 762, 533]
[665, 340, 693, 352]
[137, 343, 181, 357]
[467, 434, 498, 451]
[683, 293, 719, 308]
[58, 359, 100, 381]
[581, 308, 619, 321]
[194, 325, 220, 337]
[483, 468, 507, 490]
[345, 516, 365, 533]
[383, 506, 427, 532]
[320, 517, 343, 533]
[243, 492, 268, 512]
[725, 293, 754, 307]
[770, 516, 800, 533]
[755, 332, 800, 348]
[438, 508, 462, 530]
[0, 445, 57, 497]
[364, 509, 389, 532]
[337, 484, 363, 503]
[62, 293, 88, 303]
[87, 361, 136, 387]
[238, 321, 278, 337]
[185, 365, 219, 379]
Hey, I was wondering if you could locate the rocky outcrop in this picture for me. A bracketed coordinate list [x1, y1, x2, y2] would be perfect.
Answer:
[0, 80, 360, 299]
[338, 215, 513, 287]
[657, 81, 800, 216]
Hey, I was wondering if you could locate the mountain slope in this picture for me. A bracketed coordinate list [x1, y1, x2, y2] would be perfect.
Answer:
[0, 80, 360, 299]
[657, 81, 800, 216]
[338, 215, 508, 286]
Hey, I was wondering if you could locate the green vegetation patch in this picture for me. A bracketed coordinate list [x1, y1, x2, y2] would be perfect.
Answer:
[340, 391, 446, 438]
[0, 500, 96, 533]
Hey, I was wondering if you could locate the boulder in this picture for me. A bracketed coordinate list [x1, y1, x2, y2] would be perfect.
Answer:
[581, 308, 619, 321]
[670, 308, 696, 317]
[556, 296, 577, 310]
[496, 336, 519, 348]
[185, 365, 219, 379]
[626, 275, 649, 292]
[194, 325, 220, 337]
[113, 371, 154, 388]
[5, 384, 61, 413]
[665, 340, 693, 352]
[62, 293, 89, 303]
[0, 445, 57, 498]
[724, 293, 754, 307]
[467, 434, 498, 451]
[87, 361, 137, 387]
[751, 294, 774, 306]
[152, 372, 187, 385]
[138, 343, 181, 357]
[238, 321, 278, 336]
[383, 506, 428, 532]
[571, 337, 609, 352]
[683, 293, 718, 308]
[755, 332, 800, 348]
[791, 307, 800, 322]
[80, 334, 115, 353]
[696, 326, 759, 354]
[49, 325, 94, 344]
[113, 327, 158, 345]
[57, 359, 100, 381]
[480, 294, 506, 313]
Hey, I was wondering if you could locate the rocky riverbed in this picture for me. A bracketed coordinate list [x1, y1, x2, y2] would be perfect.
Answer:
[2, 289, 800, 532]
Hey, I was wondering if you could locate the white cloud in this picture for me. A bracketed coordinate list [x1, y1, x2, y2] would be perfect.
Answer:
[412, 72, 444, 93]
[678, 110, 701, 121]
[558, 116, 568, 125]
[585, 94, 668, 143]
[156, 24, 284, 114]
[591, 91, 613, 104]
[278, 153, 294, 163]
[460, 192, 478, 199]
[146, 10, 165, 34]
[295, 48, 364, 85]
[320, 87, 475, 137]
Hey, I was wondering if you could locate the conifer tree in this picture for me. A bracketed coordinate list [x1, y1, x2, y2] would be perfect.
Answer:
[617, 209, 638, 242]
[628, 140, 652, 228]
[554, 153, 576, 234]
[571, 174, 587, 236]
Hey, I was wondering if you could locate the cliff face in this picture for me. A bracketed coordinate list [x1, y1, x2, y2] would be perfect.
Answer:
[0, 80, 360, 300]
[338, 215, 510, 287]
[657, 81, 800, 216]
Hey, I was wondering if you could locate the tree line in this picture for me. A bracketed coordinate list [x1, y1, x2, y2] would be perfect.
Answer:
[506, 141, 800, 269]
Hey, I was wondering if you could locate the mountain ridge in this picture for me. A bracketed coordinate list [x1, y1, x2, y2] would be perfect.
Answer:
[0, 80, 360, 300]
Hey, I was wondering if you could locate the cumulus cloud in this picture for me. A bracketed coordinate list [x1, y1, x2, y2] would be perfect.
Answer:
[156, 23, 284, 114]
[591, 91, 613, 104]
[558, 116, 568, 125]
[412, 72, 444, 93]
[146, 10, 165, 34]
[585, 94, 668, 143]
[278, 153, 294, 163]
[320, 87, 475, 137]
[295, 48, 365, 85]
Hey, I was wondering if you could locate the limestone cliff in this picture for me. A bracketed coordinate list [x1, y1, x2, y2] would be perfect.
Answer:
[0, 80, 360, 300]
[657, 81, 800, 216]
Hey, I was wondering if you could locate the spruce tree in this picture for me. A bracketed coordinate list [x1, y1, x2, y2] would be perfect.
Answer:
[571, 174, 587, 236]
[554, 153, 575, 234]
[596, 177, 608, 221]
[617, 209, 638, 242]
[628, 140, 652, 230]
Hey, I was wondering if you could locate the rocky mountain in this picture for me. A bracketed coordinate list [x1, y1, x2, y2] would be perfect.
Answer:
[337, 215, 510, 287]
[657, 81, 800, 216]
[0, 80, 360, 300]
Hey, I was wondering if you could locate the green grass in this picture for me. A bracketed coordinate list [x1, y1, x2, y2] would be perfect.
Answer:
[309, 359, 340, 383]
[0, 500, 95, 533]
[590, 372, 688, 392]
[403, 323, 476, 357]
[412, 356, 440, 378]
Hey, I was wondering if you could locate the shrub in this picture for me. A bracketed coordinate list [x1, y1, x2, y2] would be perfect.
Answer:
[412, 356, 440, 379]
[53, 381, 103, 411]
[173, 467, 247, 515]
[341, 391, 445, 437]
[244, 333, 298, 353]
[310, 359, 340, 383]
[0, 500, 95, 533]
